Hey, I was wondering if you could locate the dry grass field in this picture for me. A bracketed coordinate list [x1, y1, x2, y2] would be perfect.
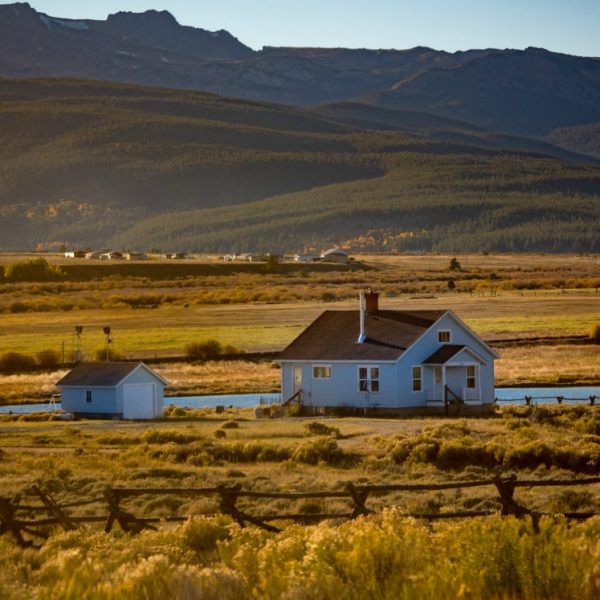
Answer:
[1, 406, 599, 600]
[0, 252, 599, 401]
[1, 253, 600, 598]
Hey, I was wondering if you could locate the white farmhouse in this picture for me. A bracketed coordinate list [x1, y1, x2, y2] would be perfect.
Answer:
[279, 291, 498, 415]
[57, 362, 168, 419]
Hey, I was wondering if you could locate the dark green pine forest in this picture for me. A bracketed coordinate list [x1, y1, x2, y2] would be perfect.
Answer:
[1, 78, 599, 253]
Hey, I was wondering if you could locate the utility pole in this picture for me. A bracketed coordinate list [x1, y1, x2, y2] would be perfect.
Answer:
[103, 326, 112, 361]
[74, 326, 83, 362]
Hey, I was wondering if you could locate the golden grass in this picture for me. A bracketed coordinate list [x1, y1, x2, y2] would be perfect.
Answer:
[496, 344, 600, 386]
[0, 370, 68, 403]
[156, 360, 280, 395]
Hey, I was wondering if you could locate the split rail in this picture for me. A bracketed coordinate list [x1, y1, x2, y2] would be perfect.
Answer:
[1, 475, 600, 547]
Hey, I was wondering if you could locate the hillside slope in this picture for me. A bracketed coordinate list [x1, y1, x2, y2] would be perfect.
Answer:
[1, 78, 599, 253]
[369, 48, 600, 137]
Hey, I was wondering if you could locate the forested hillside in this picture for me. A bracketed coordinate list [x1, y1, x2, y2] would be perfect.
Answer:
[1, 78, 599, 252]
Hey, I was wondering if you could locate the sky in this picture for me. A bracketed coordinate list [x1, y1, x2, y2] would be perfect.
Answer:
[28, 1, 600, 56]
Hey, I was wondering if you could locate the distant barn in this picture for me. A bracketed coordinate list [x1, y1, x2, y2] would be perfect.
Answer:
[57, 362, 168, 419]
[320, 248, 349, 264]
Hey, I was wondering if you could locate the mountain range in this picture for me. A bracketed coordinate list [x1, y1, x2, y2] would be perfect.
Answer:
[0, 3, 599, 252]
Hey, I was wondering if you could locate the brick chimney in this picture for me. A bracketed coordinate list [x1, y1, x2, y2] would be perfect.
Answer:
[365, 289, 379, 313]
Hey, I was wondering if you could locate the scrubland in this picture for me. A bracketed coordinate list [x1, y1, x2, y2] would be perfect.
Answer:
[0, 406, 600, 598]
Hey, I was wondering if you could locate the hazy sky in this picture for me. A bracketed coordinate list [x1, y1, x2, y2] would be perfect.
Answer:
[29, 1, 600, 56]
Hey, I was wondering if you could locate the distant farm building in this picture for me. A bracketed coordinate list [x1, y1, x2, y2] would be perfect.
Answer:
[165, 252, 188, 259]
[57, 362, 168, 419]
[124, 252, 148, 260]
[319, 248, 349, 264]
[64, 251, 85, 258]
[294, 254, 320, 263]
[100, 251, 124, 260]
[85, 249, 110, 259]
[280, 290, 498, 415]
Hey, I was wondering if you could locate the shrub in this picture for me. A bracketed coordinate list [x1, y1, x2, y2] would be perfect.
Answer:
[292, 439, 349, 466]
[214, 429, 227, 439]
[590, 322, 600, 343]
[92, 347, 125, 361]
[221, 420, 239, 429]
[436, 439, 500, 470]
[304, 421, 340, 438]
[142, 430, 204, 445]
[36, 349, 61, 368]
[0, 351, 36, 373]
[4, 258, 64, 282]
[186, 339, 223, 360]
[181, 517, 231, 554]
[8, 301, 29, 313]
[449, 257, 462, 271]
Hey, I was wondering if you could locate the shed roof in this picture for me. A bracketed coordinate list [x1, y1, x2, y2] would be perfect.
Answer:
[57, 362, 168, 387]
[279, 310, 446, 361]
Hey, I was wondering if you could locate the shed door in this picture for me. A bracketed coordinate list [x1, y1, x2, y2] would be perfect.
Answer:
[123, 383, 156, 419]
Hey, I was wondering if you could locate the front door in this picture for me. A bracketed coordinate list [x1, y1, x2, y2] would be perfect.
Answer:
[293, 367, 303, 394]
[434, 366, 444, 401]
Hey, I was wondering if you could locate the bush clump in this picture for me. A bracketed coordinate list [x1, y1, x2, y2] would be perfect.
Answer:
[186, 339, 223, 361]
[4, 258, 64, 282]
[304, 421, 341, 438]
[92, 347, 125, 361]
[0, 351, 36, 373]
[221, 420, 240, 429]
[36, 349, 61, 368]
[292, 439, 350, 466]
[589, 322, 600, 343]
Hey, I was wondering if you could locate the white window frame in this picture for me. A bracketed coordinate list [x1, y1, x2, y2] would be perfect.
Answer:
[312, 365, 332, 379]
[358, 365, 380, 393]
[412, 366, 422, 392]
[438, 329, 451, 343]
[466, 365, 477, 389]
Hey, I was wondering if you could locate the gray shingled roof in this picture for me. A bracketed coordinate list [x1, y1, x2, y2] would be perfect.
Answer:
[279, 310, 446, 361]
[57, 362, 162, 387]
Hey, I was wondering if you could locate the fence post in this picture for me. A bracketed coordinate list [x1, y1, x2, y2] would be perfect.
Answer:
[31, 486, 76, 532]
[0, 497, 31, 548]
[217, 485, 280, 533]
[103, 488, 153, 534]
[493, 475, 539, 533]
[346, 483, 370, 518]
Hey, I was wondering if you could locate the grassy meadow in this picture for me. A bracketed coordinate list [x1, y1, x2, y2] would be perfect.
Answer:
[1, 252, 599, 597]
[0, 252, 599, 402]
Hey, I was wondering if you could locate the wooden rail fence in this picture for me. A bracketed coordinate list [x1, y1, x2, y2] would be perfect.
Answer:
[1, 475, 600, 547]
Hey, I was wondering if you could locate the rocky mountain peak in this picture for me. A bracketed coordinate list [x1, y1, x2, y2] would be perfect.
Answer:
[106, 9, 180, 31]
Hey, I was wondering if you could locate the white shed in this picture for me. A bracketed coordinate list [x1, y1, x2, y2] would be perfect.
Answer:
[57, 362, 168, 419]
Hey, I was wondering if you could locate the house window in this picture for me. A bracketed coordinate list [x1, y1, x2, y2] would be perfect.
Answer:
[438, 330, 451, 343]
[313, 365, 332, 379]
[86, 390, 92, 403]
[412, 366, 422, 392]
[466, 365, 477, 389]
[358, 366, 380, 393]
